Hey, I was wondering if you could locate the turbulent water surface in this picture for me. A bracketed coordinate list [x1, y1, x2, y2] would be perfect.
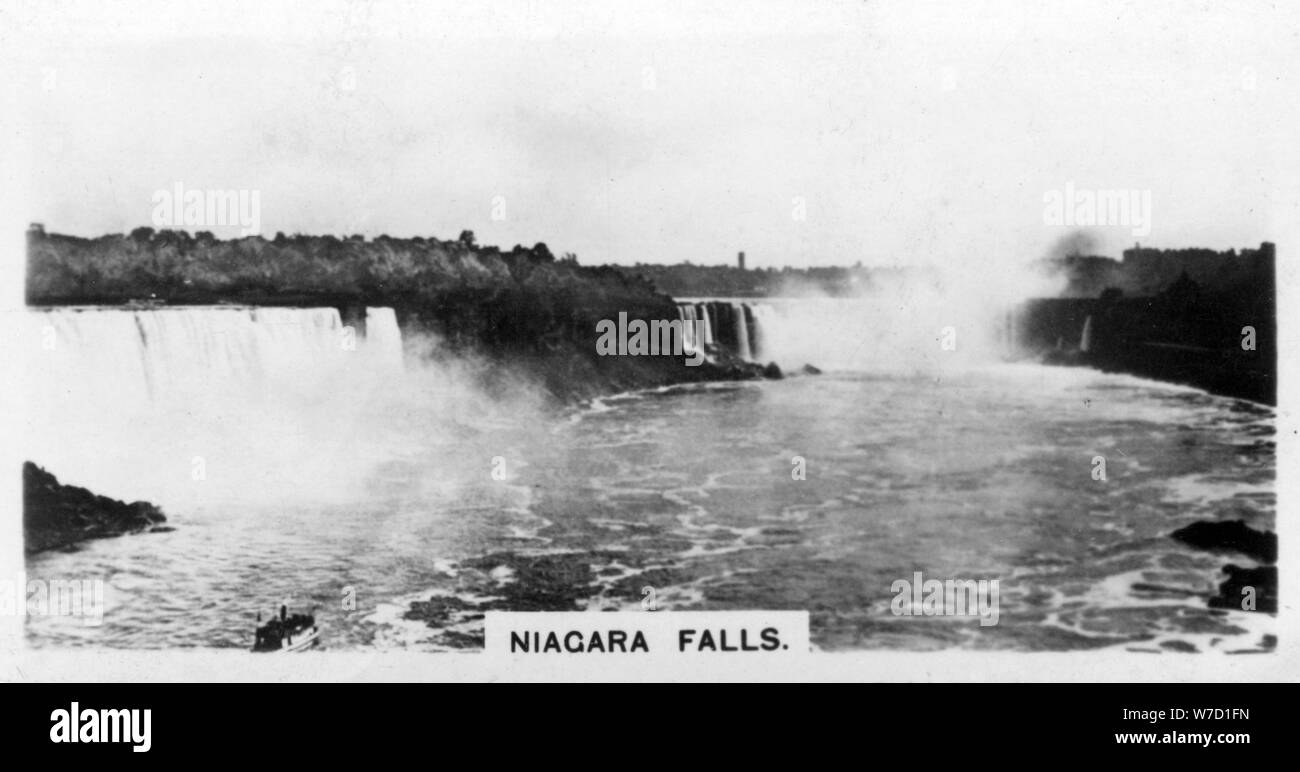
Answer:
[22, 307, 1275, 652]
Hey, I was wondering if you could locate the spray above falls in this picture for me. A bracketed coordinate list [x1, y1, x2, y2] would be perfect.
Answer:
[677, 295, 1021, 373]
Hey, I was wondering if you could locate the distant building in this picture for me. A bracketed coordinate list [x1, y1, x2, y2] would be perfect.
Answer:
[28, 222, 44, 235]
[737, 251, 746, 271]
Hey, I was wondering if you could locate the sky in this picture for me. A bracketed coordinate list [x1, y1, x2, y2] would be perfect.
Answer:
[2, 0, 1296, 271]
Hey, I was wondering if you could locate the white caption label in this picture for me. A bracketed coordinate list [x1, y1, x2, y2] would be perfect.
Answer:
[485, 610, 810, 657]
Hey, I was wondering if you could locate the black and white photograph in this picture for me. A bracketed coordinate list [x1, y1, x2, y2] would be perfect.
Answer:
[0, 0, 1294, 699]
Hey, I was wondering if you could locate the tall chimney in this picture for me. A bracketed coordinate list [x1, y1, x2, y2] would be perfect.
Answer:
[737, 251, 746, 271]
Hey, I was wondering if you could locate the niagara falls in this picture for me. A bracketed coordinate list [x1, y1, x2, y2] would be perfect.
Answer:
[17, 256, 1275, 653]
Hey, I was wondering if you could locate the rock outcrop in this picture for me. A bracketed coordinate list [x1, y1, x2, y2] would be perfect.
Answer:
[1168, 519, 1277, 614]
[1170, 520, 1277, 563]
[23, 462, 168, 554]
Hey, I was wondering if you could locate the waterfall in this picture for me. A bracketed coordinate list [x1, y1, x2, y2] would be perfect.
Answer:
[681, 305, 698, 353]
[750, 303, 777, 361]
[732, 302, 752, 361]
[1080, 314, 1093, 353]
[366, 307, 405, 370]
[677, 300, 774, 362]
[696, 303, 713, 346]
[20, 305, 405, 505]
[744, 304, 763, 360]
[26, 306, 402, 406]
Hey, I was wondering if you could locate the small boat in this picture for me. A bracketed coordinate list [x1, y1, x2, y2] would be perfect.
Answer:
[252, 604, 320, 653]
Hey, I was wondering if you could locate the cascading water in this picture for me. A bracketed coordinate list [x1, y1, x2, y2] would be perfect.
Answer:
[20, 306, 405, 507]
[743, 304, 761, 360]
[28, 306, 399, 404]
[749, 303, 778, 361]
[677, 299, 768, 363]
[679, 304, 699, 354]
[696, 303, 714, 346]
[365, 307, 406, 371]
[732, 302, 752, 361]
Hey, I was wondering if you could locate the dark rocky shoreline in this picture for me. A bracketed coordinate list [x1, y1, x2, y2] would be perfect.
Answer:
[1169, 520, 1277, 614]
[24, 462, 169, 555]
